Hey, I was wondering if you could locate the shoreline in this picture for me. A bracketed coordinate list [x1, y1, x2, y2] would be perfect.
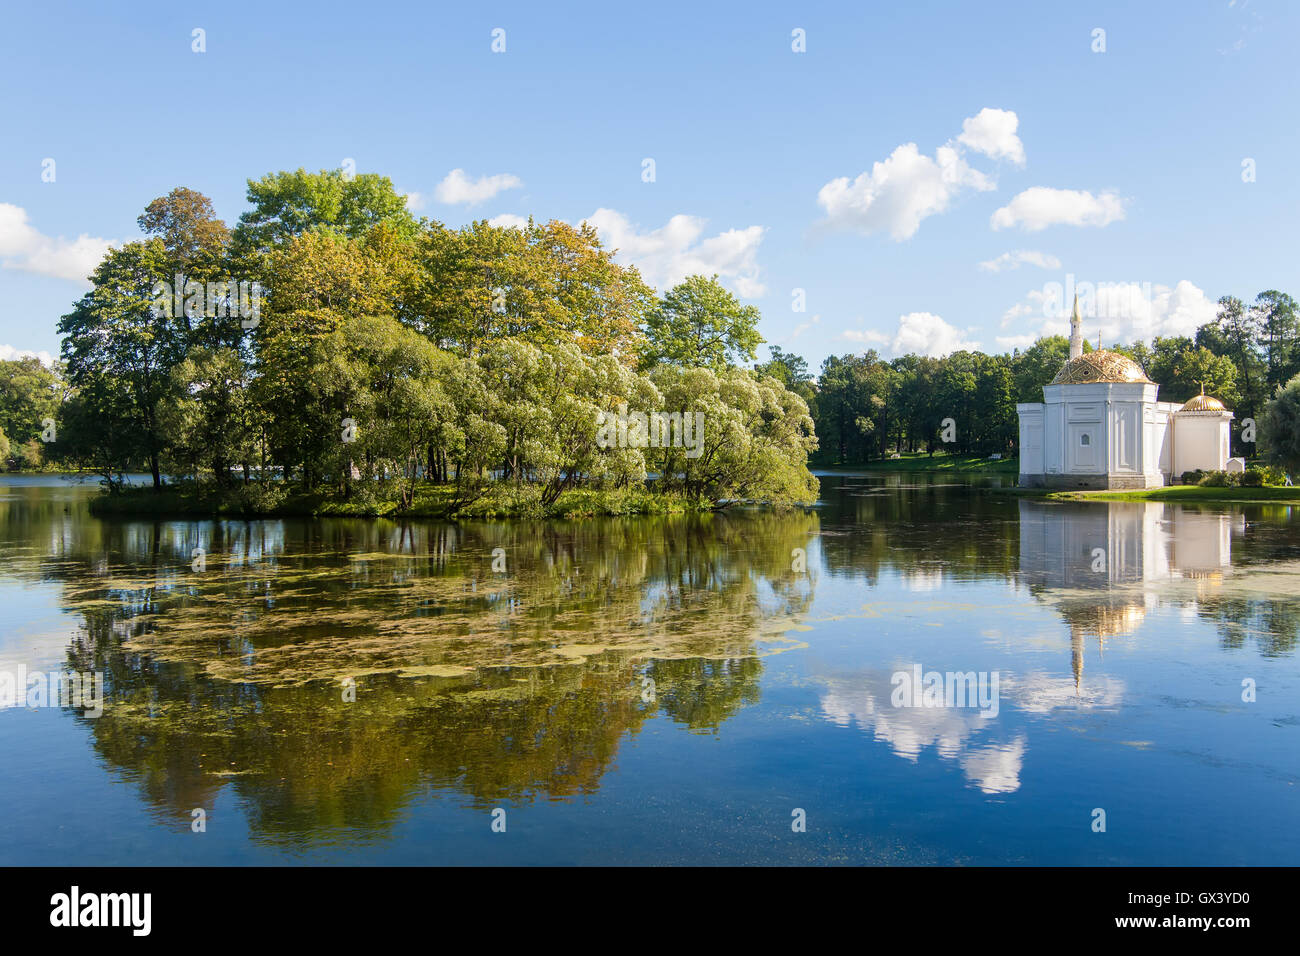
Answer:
[992, 484, 1300, 504]
[812, 454, 1017, 474]
[84, 483, 812, 521]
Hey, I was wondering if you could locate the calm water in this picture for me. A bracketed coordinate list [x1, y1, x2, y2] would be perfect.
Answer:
[1, 472, 1297, 865]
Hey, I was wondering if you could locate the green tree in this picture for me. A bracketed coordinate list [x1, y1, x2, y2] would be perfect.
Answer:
[1260, 373, 1300, 475]
[642, 275, 763, 371]
[231, 168, 417, 263]
[0, 357, 62, 449]
[160, 347, 255, 487]
[57, 240, 184, 489]
[1253, 290, 1299, 389]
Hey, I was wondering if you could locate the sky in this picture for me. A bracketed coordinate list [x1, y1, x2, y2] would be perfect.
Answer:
[1, 0, 1296, 371]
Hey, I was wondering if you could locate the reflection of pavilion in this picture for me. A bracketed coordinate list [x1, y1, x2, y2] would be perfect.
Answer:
[1018, 500, 1242, 688]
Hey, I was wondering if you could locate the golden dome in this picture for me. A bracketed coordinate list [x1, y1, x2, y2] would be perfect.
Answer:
[1179, 392, 1227, 413]
[1050, 350, 1153, 385]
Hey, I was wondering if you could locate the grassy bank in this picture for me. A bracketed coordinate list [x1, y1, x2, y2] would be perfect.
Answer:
[817, 452, 1018, 474]
[1045, 485, 1300, 504]
[89, 482, 718, 521]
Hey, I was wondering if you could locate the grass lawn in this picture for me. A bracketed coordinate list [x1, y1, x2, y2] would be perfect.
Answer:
[1045, 485, 1300, 504]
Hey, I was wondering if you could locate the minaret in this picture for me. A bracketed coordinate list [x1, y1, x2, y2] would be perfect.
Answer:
[1068, 294, 1083, 360]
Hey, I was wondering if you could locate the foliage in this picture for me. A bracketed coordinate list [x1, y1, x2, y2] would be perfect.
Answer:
[1260, 373, 1300, 474]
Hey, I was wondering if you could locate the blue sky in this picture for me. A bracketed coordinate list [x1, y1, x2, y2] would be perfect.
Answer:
[1, 0, 1296, 370]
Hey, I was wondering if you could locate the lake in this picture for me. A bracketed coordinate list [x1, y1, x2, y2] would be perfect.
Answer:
[1, 472, 1297, 865]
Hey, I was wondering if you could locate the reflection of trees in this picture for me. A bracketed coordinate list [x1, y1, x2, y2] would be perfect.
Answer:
[816, 479, 1019, 584]
[1, 493, 817, 844]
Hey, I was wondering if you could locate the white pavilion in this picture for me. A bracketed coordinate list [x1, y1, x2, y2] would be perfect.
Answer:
[1017, 298, 1240, 489]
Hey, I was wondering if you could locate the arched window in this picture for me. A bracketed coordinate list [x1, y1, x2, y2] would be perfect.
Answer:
[1080, 433, 1091, 446]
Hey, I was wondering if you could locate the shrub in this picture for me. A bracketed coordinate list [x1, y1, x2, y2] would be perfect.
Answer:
[1197, 470, 1241, 487]
[1246, 463, 1286, 486]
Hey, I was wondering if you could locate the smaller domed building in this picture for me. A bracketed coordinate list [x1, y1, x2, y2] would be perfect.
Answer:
[1017, 298, 1240, 489]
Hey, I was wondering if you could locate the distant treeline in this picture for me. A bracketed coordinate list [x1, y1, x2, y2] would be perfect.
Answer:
[757, 291, 1298, 464]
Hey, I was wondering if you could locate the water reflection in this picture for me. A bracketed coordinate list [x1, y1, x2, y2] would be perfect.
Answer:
[2, 476, 1297, 858]
[811, 486, 1299, 797]
[0, 490, 816, 842]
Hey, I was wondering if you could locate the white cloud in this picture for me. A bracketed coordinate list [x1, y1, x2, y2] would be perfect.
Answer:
[956, 107, 1026, 165]
[995, 334, 1037, 351]
[891, 312, 980, 357]
[979, 250, 1061, 272]
[581, 208, 767, 297]
[432, 169, 523, 206]
[818, 142, 994, 240]
[841, 328, 890, 346]
[487, 213, 530, 229]
[999, 278, 1218, 347]
[0, 344, 54, 365]
[0, 203, 117, 284]
[815, 108, 1021, 240]
[990, 187, 1125, 231]
[780, 314, 821, 344]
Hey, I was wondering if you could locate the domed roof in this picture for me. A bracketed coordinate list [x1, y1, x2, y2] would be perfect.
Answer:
[1179, 392, 1228, 413]
[1050, 350, 1153, 385]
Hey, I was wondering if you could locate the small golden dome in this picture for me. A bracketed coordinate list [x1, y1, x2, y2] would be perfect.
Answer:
[1179, 392, 1227, 413]
[1050, 351, 1153, 385]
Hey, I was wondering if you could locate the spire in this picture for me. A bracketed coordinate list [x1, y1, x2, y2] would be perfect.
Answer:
[1068, 294, 1083, 360]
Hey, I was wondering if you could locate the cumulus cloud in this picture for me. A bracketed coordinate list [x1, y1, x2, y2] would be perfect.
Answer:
[999, 278, 1219, 347]
[818, 142, 994, 240]
[956, 107, 1026, 165]
[841, 327, 891, 346]
[979, 250, 1061, 272]
[0, 344, 55, 365]
[990, 187, 1125, 231]
[841, 312, 979, 358]
[432, 169, 523, 206]
[581, 208, 767, 297]
[0, 203, 117, 284]
[487, 213, 530, 229]
[815, 107, 1021, 240]
[891, 312, 980, 357]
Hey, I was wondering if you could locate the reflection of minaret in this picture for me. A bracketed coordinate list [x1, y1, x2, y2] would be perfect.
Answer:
[1019, 499, 1247, 691]
[1068, 294, 1083, 361]
[1071, 629, 1083, 693]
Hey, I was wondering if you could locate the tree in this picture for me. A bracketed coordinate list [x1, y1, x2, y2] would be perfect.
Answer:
[649, 365, 818, 505]
[408, 219, 652, 359]
[137, 187, 230, 272]
[1253, 290, 1299, 389]
[1170, 346, 1240, 407]
[0, 357, 62, 449]
[1010, 335, 1073, 404]
[1260, 373, 1300, 475]
[1201, 296, 1264, 420]
[231, 168, 417, 262]
[160, 347, 255, 486]
[642, 275, 763, 371]
[57, 240, 185, 489]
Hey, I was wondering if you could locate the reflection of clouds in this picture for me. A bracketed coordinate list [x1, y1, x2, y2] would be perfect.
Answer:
[819, 667, 1124, 794]
[1012, 669, 1124, 713]
[900, 569, 944, 592]
[959, 737, 1026, 794]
